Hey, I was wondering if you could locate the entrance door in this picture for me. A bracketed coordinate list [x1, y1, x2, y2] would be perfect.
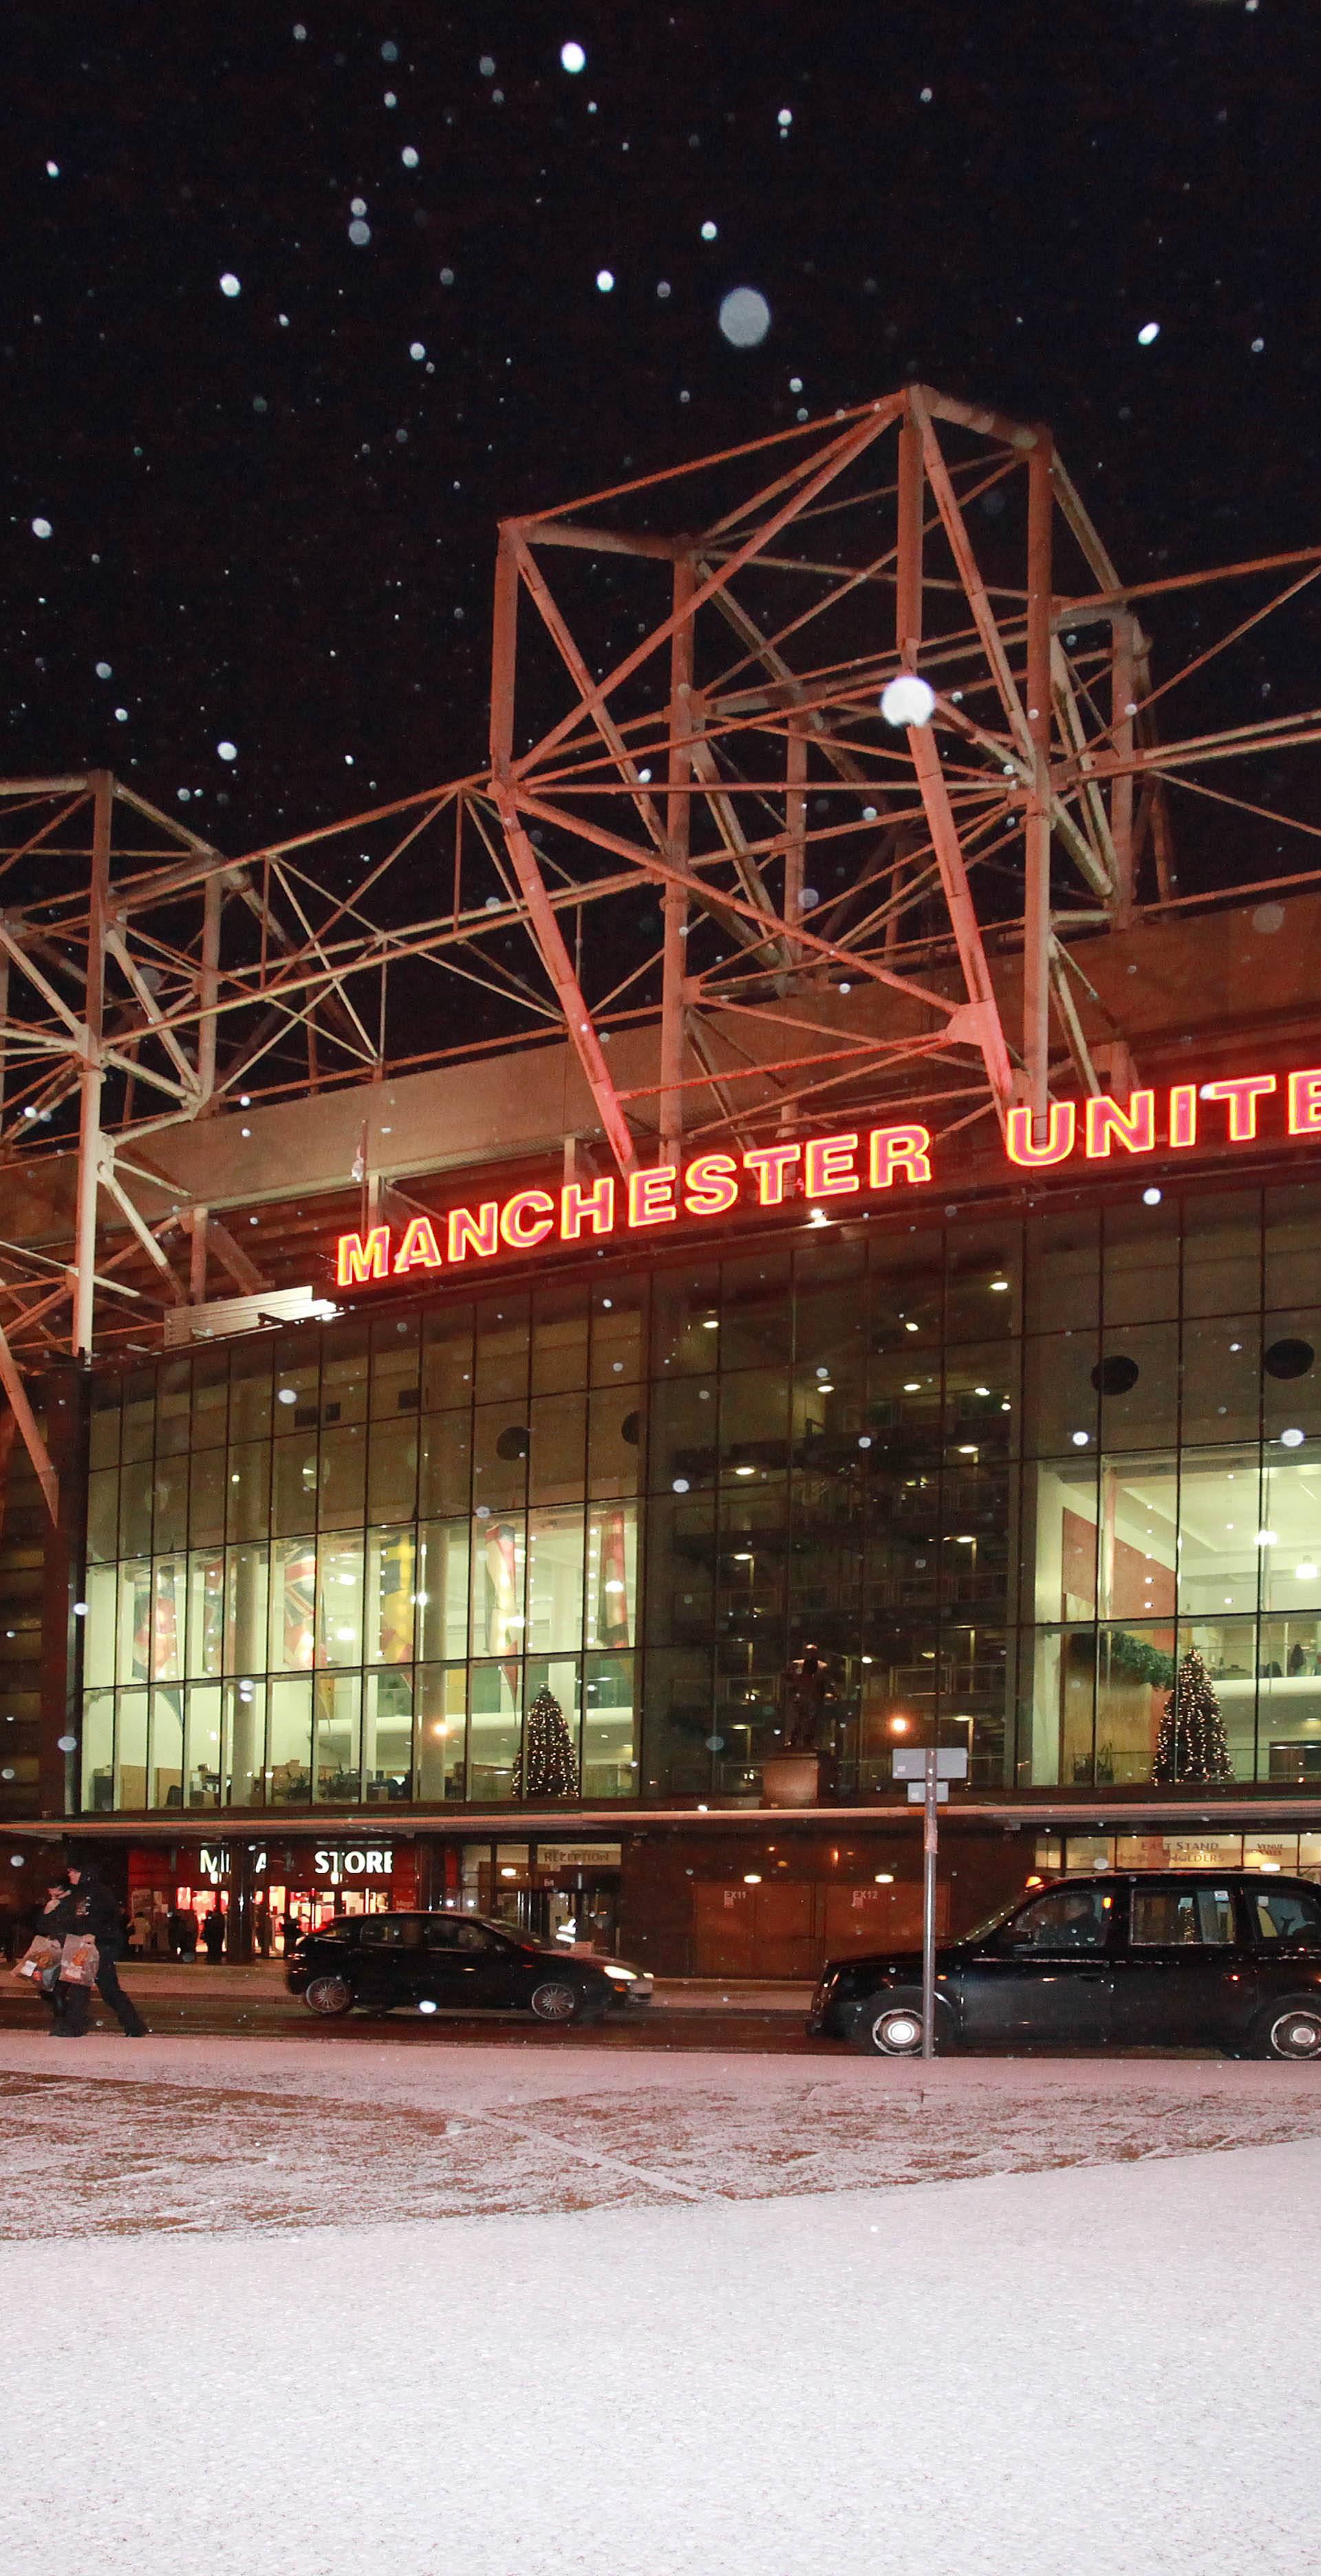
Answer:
[955, 1883, 1117, 2045]
[1110, 1878, 1244, 2046]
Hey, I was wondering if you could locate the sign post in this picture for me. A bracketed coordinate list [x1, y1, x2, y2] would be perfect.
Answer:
[891, 1743, 969, 2057]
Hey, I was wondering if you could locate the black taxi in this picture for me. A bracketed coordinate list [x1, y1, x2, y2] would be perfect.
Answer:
[808, 1871, 1321, 2058]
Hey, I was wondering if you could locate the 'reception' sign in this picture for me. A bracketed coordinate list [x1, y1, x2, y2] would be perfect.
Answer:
[335, 1066, 1321, 1289]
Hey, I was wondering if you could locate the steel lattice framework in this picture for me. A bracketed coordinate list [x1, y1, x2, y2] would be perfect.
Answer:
[3, 383, 1321, 1514]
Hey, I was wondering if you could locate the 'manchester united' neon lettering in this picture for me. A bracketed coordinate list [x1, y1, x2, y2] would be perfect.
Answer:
[335, 1071, 1321, 1287]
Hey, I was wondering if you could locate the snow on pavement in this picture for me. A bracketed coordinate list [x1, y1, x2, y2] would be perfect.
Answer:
[3, 2028, 1321, 2235]
[2, 2135, 1319, 2575]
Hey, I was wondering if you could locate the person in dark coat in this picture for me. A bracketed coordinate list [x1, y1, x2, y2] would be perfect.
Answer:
[253, 1898, 272, 1959]
[202, 1902, 227, 1962]
[47, 1857, 147, 2037]
[169, 1902, 199, 1959]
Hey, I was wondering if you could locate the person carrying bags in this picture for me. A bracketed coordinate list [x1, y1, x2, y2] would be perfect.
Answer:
[45, 1855, 148, 2038]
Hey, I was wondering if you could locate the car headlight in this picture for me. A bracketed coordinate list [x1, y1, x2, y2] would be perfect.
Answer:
[603, 1964, 638, 1982]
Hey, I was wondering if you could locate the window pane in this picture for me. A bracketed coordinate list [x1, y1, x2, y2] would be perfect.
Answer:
[115, 1688, 149, 1809]
[651, 1263, 721, 1375]
[1131, 1885, 1203, 1946]
[520, 1657, 581, 1793]
[86, 1467, 119, 1565]
[1182, 1193, 1260, 1316]
[321, 1320, 370, 1427]
[471, 1516, 526, 1655]
[191, 1355, 230, 1450]
[588, 1387, 643, 1499]
[473, 1402, 529, 1514]
[532, 1285, 588, 1395]
[1024, 1209, 1099, 1333]
[270, 1538, 316, 1671]
[526, 1506, 584, 1654]
[649, 1375, 717, 1492]
[944, 1225, 1021, 1342]
[1095, 1323, 1179, 1450]
[1265, 1186, 1321, 1312]
[154, 1361, 191, 1457]
[366, 1527, 415, 1663]
[720, 1253, 791, 1370]
[267, 1676, 312, 1805]
[720, 1367, 788, 1479]
[1180, 1317, 1261, 1448]
[529, 1391, 586, 1505]
[416, 1520, 469, 1661]
[419, 1411, 472, 1518]
[586, 1501, 636, 1649]
[88, 1380, 120, 1471]
[1022, 1333, 1099, 1459]
[1258, 1616, 1321, 1781]
[229, 1342, 273, 1441]
[83, 1564, 118, 1688]
[81, 1690, 114, 1812]
[870, 1232, 943, 1347]
[1104, 1201, 1179, 1324]
[363, 1668, 414, 1803]
[1252, 1882, 1321, 1942]
[416, 1664, 467, 1801]
[185, 1549, 225, 1677]
[368, 1417, 418, 1523]
[151, 1457, 189, 1552]
[370, 1313, 421, 1417]
[121, 1461, 155, 1557]
[226, 1441, 270, 1543]
[116, 1560, 151, 1686]
[1004, 1887, 1111, 1949]
[272, 1434, 319, 1536]
[317, 1535, 365, 1667]
[184, 1683, 223, 1807]
[469, 1660, 520, 1801]
[421, 1302, 474, 1410]
[475, 1294, 530, 1404]
[120, 1371, 156, 1463]
[224, 1545, 268, 1676]
[583, 1651, 636, 1796]
[319, 1421, 367, 1529]
[1261, 1314, 1321, 1442]
[1097, 1456, 1178, 1622]
[314, 1672, 361, 1801]
[225, 1677, 265, 1806]
[150, 1556, 186, 1681]
[591, 1276, 645, 1386]
[1175, 1450, 1261, 1618]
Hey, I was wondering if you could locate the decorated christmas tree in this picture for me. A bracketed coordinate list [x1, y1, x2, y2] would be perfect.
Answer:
[513, 1685, 581, 1797]
[1151, 1646, 1233, 1784]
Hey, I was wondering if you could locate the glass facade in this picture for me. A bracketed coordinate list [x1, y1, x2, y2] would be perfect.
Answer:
[77, 1177, 1321, 1812]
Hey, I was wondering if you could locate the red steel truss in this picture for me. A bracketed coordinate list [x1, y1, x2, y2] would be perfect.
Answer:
[3, 385, 1321, 1511]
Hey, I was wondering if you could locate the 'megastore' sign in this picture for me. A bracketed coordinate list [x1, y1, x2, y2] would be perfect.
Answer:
[336, 1066, 1321, 1288]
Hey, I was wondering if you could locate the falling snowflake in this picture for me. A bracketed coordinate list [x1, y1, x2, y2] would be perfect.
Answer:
[95, 661, 111, 678]
[478, 53, 495, 76]
[349, 219, 371, 246]
[1137, 321, 1160, 345]
[409, 340, 426, 359]
[45, 160, 58, 177]
[217, 740, 237, 761]
[219, 272, 241, 298]
[401, 144, 419, 167]
[777, 108, 792, 128]
[561, 40, 586, 73]
[596, 267, 615, 292]
[718, 287, 771, 346]
[700, 219, 718, 240]
[31, 517, 52, 539]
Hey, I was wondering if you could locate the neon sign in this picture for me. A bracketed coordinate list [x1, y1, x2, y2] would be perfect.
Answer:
[335, 1069, 1321, 1287]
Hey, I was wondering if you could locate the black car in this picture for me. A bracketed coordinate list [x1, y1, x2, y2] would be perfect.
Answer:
[286, 1911, 653, 2024]
[808, 1870, 1321, 2059]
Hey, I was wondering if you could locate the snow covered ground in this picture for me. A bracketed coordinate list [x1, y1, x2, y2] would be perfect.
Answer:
[3, 2037, 1320, 2572]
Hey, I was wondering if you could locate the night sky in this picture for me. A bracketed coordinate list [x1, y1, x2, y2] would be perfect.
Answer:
[5, 0, 1315, 864]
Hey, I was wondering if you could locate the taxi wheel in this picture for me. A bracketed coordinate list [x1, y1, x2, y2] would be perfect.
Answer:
[530, 1979, 581, 2024]
[850, 1997, 927, 2056]
[1255, 2001, 1321, 2061]
[303, 1973, 354, 2017]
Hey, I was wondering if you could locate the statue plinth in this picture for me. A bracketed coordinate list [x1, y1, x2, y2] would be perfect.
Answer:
[760, 1752, 820, 1808]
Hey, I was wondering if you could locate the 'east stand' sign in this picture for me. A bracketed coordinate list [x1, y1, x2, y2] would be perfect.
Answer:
[336, 1064, 1321, 1289]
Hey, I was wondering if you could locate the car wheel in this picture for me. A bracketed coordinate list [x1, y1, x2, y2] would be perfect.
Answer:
[303, 1973, 354, 2017]
[850, 1997, 927, 2056]
[1254, 2001, 1321, 2061]
[530, 1979, 581, 2024]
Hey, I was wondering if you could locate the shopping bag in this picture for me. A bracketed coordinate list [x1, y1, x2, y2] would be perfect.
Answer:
[12, 1934, 61, 1984]
[58, 1933, 99, 1986]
